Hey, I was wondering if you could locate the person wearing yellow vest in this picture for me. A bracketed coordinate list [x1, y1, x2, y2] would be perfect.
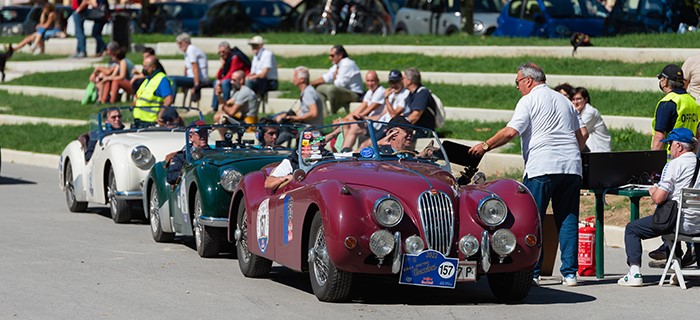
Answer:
[133, 56, 173, 126]
[651, 64, 700, 152]
[648, 63, 700, 268]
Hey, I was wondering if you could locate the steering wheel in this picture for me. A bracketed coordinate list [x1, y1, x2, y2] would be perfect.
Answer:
[392, 149, 417, 157]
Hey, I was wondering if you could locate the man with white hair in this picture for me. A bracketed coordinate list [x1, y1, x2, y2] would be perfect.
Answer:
[245, 35, 278, 96]
[169, 33, 208, 102]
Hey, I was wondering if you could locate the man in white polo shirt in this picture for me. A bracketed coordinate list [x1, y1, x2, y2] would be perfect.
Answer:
[469, 62, 586, 287]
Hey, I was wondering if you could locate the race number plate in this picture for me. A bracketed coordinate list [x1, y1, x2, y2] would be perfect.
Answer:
[399, 250, 458, 289]
[456, 261, 477, 282]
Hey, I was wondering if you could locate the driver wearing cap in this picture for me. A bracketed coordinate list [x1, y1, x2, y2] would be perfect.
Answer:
[165, 120, 209, 185]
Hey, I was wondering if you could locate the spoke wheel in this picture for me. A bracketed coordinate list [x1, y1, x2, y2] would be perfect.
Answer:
[108, 168, 130, 223]
[308, 212, 352, 302]
[149, 185, 174, 242]
[351, 12, 388, 36]
[64, 162, 87, 212]
[302, 8, 337, 34]
[487, 267, 534, 303]
[193, 190, 221, 258]
[237, 200, 272, 277]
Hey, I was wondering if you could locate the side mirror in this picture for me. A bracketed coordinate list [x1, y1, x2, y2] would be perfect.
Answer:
[292, 168, 306, 182]
[473, 172, 486, 185]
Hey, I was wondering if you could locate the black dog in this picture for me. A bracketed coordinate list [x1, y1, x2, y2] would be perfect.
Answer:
[0, 43, 14, 82]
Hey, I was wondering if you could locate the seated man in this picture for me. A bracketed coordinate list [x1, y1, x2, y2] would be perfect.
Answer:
[214, 70, 260, 125]
[336, 70, 385, 152]
[618, 128, 700, 287]
[375, 116, 438, 158]
[166, 121, 209, 185]
[82, 108, 125, 162]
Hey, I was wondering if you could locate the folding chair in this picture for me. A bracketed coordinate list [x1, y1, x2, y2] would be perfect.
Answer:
[659, 187, 700, 289]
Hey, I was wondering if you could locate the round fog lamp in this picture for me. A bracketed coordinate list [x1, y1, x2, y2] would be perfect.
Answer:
[491, 229, 517, 256]
[459, 234, 479, 257]
[370, 230, 394, 259]
[404, 235, 424, 254]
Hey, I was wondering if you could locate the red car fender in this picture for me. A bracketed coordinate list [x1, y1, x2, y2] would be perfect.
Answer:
[458, 179, 541, 273]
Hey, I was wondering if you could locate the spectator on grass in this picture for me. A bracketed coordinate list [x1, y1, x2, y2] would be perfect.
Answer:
[571, 87, 611, 152]
[212, 41, 251, 112]
[310, 45, 363, 114]
[12, 3, 61, 55]
[169, 33, 208, 103]
[98, 46, 135, 104]
[245, 35, 278, 97]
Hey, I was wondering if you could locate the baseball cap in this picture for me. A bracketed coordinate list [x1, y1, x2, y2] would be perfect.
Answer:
[388, 70, 402, 82]
[661, 127, 694, 144]
[657, 64, 684, 82]
[189, 120, 208, 134]
[248, 35, 264, 45]
[388, 115, 411, 128]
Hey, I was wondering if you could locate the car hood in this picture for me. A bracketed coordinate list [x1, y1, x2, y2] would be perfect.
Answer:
[101, 131, 185, 159]
[200, 149, 291, 168]
[310, 160, 456, 192]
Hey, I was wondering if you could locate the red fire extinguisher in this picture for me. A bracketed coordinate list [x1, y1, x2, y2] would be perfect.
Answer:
[578, 216, 596, 276]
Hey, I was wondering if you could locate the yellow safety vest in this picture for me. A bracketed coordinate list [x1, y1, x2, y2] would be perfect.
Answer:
[651, 91, 700, 154]
[134, 71, 169, 122]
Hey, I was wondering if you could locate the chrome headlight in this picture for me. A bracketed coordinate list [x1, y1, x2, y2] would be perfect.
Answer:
[369, 230, 394, 259]
[491, 229, 517, 256]
[373, 196, 403, 227]
[131, 145, 153, 170]
[473, 20, 484, 33]
[404, 235, 425, 254]
[459, 234, 479, 257]
[477, 196, 508, 226]
[219, 169, 242, 192]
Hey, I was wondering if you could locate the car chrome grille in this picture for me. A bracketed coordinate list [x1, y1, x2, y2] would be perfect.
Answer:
[417, 191, 454, 255]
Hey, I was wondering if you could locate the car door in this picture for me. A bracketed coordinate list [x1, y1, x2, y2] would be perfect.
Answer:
[397, 0, 431, 34]
[499, 0, 540, 36]
[209, 1, 247, 35]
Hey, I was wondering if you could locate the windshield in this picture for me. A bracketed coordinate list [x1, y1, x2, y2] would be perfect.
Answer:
[95, 106, 204, 141]
[184, 123, 299, 162]
[297, 120, 451, 172]
[544, 0, 609, 18]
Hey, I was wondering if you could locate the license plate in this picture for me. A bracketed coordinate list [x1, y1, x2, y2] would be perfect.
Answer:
[399, 250, 459, 289]
[456, 261, 477, 282]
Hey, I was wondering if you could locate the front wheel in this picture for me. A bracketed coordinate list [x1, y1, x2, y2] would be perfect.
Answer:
[302, 7, 337, 35]
[64, 162, 88, 212]
[348, 11, 388, 36]
[149, 184, 175, 243]
[487, 267, 534, 303]
[108, 168, 131, 223]
[308, 212, 352, 302]
[237, 200, 272, 277]
[193, 190, 222, 258]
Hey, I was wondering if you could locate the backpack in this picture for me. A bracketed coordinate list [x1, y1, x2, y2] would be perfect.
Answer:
[418, 87, 446, 128]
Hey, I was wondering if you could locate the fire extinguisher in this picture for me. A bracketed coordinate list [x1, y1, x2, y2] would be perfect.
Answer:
[578, 216, 596, 276]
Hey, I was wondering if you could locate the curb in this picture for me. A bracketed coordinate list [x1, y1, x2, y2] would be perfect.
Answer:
[1, 149, 59, 169]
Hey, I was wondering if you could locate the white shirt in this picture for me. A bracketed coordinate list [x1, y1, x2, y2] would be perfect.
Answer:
[270, 159, 293, 177]
[184, 44, 208, 80]
[579, 103, 612, 152]
[379, 88, 410, 123]
[251, 47, 278, 80]
[658, 151, 700, 234]
[321, 57, 363, 94]
[507, 84, 582, 178]
[363, 86, 386, 118]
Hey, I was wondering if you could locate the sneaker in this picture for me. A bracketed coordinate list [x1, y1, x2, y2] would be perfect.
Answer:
[71, 52, 86, 58]
[617, 273, 643, 286]
[532, 276, 540, 287]
[562, 274, 577, 286]
[648, 259, 667, 268]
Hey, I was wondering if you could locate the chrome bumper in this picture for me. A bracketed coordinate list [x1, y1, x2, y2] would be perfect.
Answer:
[197, 216, 229, 228]
[114, 191, 143, 200]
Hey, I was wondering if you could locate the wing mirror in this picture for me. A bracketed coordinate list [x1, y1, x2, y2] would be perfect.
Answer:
[292, 169, 306, 182]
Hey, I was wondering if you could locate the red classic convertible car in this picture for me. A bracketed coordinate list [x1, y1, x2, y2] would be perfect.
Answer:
[228, 120, 541, 302]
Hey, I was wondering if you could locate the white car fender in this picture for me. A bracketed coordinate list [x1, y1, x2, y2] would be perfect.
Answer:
[59, 140, 89, 202]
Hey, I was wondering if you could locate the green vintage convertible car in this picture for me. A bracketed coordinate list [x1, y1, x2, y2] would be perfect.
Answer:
[143, 122, 298, 257]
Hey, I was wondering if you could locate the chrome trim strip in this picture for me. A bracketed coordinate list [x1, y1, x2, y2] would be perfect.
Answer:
[392, 231, 402, 274]
[417, 191, 454, 256]
[197, 216, 229, 228]
[481, 230, 491, 272]
[114, 191, 143, 200]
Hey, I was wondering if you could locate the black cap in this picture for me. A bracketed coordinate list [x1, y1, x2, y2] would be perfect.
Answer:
[388, 116, 411, 127]
[658, 64, 684, 82]
[388, 69, 402, 82]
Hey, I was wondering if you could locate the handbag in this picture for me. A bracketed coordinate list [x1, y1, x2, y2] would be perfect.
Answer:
[651, 158, 700, 234]
[81, 82, 97, 105]
[85, 1, 110, 21]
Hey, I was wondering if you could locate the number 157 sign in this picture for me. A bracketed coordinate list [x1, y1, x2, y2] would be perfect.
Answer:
[399, 250, 458, 289]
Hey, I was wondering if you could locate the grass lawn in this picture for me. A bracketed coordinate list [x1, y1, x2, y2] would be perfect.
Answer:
[131, 32, 700, 48]
[0, 124, 86, 154]
[0, 90, 102, 119]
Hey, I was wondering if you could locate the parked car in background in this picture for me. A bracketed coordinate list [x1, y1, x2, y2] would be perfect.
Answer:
[1, 5, 72, 36]
[494, 0, 608, 38]
[231, 120, 541, 303]
[393, 0, 502, 35]
[605, 0, 699, 35]
[142, 1, 207, 35]
[198, 0, 251, 36]
[145, 123, 298, 258]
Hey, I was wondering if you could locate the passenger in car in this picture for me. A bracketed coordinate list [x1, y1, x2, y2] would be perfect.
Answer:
[165, 121, 208, 185]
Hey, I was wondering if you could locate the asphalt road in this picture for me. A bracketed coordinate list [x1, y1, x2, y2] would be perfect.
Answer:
[0, 162, 698, 319]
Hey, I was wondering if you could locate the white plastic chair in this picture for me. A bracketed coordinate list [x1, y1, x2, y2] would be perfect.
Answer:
[659, 188, 700, 289]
